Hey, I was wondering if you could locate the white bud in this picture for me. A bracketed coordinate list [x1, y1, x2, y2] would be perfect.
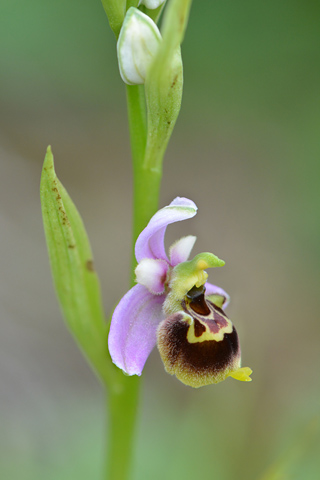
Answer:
[117, 8, 162, 85]
[138, 0, 166, 9]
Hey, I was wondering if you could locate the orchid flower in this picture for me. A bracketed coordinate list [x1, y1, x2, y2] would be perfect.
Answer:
[108, 197, 252, 387]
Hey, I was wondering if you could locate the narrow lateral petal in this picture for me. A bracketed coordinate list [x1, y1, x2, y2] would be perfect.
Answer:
[108, 284, 165, 375]
[169, 235, 197, 266]
[135, 258, 169, 294]
[135, 197, 197, 262]
[205, 282, 230, 308]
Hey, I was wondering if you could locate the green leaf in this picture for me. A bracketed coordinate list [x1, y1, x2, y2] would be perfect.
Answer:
[40, 146, 116, 386]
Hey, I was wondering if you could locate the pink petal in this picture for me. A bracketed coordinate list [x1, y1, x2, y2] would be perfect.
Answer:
[108, 284, 165, 375]
[169, 235, 197, 266]
[135, 258, 169, 294]
[135, 197, 197, 262]
[205, 282, 230, 308]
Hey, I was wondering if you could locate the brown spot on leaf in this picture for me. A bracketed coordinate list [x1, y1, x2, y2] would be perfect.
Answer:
[86, 259, 95, 272]
[171, 74, 178, 89]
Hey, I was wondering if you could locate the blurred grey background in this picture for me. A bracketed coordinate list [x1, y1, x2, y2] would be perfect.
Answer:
[1, 0, 320, 479]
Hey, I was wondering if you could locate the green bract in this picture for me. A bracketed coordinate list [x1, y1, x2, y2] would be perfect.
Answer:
[100, 0, 126, 37]
[144, 0, 192, 170]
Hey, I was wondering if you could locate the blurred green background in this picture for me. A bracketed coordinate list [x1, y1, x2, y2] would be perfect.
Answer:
[1, 0, 320, 479]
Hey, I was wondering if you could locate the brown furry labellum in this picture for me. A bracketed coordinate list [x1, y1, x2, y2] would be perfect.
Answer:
[157, 286, 242, 387]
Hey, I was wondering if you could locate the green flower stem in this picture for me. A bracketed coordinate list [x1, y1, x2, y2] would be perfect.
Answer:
[126, 84, 162, 268]
[126, 85, 147, 175]
[132, 163, 162, 245]
[106, 378, 140, 480]
[106, 84, 163, 480]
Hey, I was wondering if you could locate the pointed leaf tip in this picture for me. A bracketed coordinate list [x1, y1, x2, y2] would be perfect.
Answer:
[41, 145, 55, 178]
[40, 148, 116, 386]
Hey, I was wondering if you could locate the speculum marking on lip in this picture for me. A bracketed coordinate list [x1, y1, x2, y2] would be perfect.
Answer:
[204, 319, 220, 334]
[193, 319, 206, 337]
[184, 289, 230, 335]
[206, 310, 229, 333]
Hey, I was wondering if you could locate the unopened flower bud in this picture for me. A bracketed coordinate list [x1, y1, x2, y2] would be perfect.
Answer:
[117, 7, 161, 85]
[138, 0, 166, 9]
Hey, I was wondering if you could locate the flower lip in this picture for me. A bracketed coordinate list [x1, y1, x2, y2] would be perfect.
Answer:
[158, 288, 252, 387]
[157, 312, 241, 388]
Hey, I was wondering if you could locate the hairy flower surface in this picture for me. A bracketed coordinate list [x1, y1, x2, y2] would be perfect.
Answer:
[108, 197, 252, 387]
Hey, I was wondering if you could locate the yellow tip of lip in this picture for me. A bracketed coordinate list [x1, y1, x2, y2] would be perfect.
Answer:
[229, 367, 253, 382]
